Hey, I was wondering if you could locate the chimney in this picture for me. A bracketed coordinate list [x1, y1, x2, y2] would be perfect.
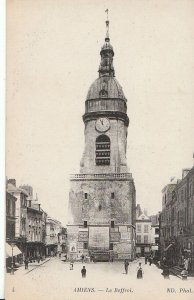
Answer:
[8, 179, 16, 187]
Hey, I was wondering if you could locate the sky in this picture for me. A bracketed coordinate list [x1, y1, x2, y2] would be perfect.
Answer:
[6, 0, 194, 225]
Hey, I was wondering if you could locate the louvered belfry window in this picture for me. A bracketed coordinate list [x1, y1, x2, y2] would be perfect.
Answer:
[96, 135, 110, 165]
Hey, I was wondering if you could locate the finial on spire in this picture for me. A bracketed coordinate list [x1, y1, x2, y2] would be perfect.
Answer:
[105, 8, 109, 20]
[98, 9, 115, 77]
[105, 9, 109, 42]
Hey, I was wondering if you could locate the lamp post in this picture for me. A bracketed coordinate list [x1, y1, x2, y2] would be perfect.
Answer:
[10, 242, 15, 275]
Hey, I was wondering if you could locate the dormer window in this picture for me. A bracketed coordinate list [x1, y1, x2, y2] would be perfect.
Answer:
[99, 89, 108, 97]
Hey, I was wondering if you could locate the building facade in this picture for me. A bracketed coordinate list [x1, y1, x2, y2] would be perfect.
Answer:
[6, 191, 16, 242]
[6, 179, 65, 269]
[150, 214, 159, 258]
[45, 217, 62, 256]
[7, 179, 28, 253]
[67, 19, 136, 261]
[58, 227, 67, 254]
[26, 201, 44, 258]
[160, 166, 194, 272]
[20, 185, 46, 258]
[136, 213, 152, 257]
[41, 209, 48, 251]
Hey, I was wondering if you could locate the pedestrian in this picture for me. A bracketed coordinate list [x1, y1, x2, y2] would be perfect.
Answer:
[81, 266, 86, 278]
[24, 257, 29, 270]
[70, 262, 74, 270]
[181, 268, 188, 280]
[124, 259, 129, 274]
[162, 256, 167, 266]
[37, 255, 40, 263]
[110, 254, 114, 262]
[81, 254, 84, 263]
[184, 258, 189, 271]
[161, 265, 170, 279]
[137, 262, 143, 279]
[145, 255, 148, 264]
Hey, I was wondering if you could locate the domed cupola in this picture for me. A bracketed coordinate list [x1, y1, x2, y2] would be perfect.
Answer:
[86, 16, 127, 102]
[86, 77, 126, 101]
[83, 12, 129, 127]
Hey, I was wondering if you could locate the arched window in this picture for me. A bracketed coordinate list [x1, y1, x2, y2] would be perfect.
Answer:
[95, 135, 110, 165]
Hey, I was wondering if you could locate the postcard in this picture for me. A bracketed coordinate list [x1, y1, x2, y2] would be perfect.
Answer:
[5, 1, 194, 300]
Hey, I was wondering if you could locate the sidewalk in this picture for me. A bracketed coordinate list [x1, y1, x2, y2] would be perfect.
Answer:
[14, 257, 51, 276]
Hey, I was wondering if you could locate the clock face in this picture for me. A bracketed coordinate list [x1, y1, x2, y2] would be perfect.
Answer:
[95, 117, 110, 132]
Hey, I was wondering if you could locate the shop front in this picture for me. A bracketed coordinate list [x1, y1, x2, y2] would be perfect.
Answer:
[6, 242, 23, 272]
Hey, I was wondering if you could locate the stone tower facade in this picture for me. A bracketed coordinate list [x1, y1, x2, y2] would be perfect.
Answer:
[67, 19, 136, 261]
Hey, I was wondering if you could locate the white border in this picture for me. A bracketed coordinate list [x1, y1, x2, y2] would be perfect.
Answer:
[0, 0, 5, 299]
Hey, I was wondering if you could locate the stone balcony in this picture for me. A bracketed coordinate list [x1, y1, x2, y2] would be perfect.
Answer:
[70, 173, 132, 181]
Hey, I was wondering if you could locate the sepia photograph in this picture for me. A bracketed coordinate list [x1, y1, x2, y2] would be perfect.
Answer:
[5, 1, 194, 299]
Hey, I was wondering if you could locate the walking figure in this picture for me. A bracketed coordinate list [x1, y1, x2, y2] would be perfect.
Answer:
[137, 262, 143, 279]
[162, 256, 167, 267]
[161, 265, 170, 279]
[149, 256, 152, 266]
[181, 268, 188, 280]
[145, 255, 148, 264]
[81, 254, 84, 263]
[124, 259, 129, 274]
[70, 262, 74, 270]
[183, 258, 189, 271]
[81, 266, 86, 278]
[24, 257, 29, 270]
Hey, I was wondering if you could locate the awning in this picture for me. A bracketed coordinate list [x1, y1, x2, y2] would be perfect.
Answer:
[164, 244, 173, 251]
[6, 243, 22, 258]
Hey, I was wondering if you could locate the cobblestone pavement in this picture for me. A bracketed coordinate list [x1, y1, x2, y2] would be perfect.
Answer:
[5, 257, 194, 300]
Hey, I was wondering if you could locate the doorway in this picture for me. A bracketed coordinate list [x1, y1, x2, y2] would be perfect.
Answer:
[141, 247, 145, 257]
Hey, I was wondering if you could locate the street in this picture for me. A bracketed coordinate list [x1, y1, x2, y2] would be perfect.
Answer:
[5, 258, 194, 300]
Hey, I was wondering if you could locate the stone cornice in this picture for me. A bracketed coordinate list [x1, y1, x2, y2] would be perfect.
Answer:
[70, 173, 133, 181]
[83, 111, 129, 126]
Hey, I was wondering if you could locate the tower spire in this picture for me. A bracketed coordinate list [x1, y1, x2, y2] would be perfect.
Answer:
[98, 9, 115, 77]
[105, 9, 109, 42]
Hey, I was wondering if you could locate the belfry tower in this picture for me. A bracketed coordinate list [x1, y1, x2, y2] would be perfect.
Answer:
[67, 14, 136, 261]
